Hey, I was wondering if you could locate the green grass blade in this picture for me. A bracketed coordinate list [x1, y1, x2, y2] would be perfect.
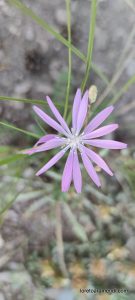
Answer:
[110, 74, 135, 105]
[94, 74, 135, 113]
[0, 191, 22, 218]
[0, 121, 41, 139]
[9, 0, 86, 62]
[8, 0, 108, 85]
[63, 0, 72, 119]
[81, 0, 97, 91]
[0, 95, 63, 107]
[0, 153, 25, 166]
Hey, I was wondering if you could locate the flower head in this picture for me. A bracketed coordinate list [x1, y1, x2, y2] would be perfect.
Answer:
[25, 89, 127, 193]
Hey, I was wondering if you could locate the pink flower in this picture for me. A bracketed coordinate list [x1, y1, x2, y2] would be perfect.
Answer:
[25, 89, 127, 193]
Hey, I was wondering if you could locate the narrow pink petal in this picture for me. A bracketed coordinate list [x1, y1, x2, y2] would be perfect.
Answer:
[83, 124, 118, 139]
[24, 138, 65, 154]
[81, 145, 113, 176]
[84, 106, 114, 133]
[73, 150, 82, 193]
[76, 90, 89, 134]
[72, 88, 81, 131]
[62, 149, 74, 192]
[35, 134, 57, 146]
[81, 149, 101, 187]
[36, 147, 68, 176]
[33, 106, 69, 136]
[46, 96, 71, 134]
[84, 139, 127, 149]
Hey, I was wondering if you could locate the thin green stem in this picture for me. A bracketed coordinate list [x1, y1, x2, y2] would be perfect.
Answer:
[94, 74, 135, 114]
[0, 121, 41, 139]
[109, 74, 135, 105]
[0, 95, 44, 105]
[9, 0, 108, 85]
[0, 96, 63, 107]
[9, 0, 86, 62]
[96, 49, 134, 107]
[63, 0, 72, 119]
[0, 154, 25, 166]
[81, 0, 97, 92]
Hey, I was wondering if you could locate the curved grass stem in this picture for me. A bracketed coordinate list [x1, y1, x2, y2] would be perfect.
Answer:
[0, 96, 63, 108]
[9, 0, 108, 86]
[63, 0, 72, 119]
[0, 121, 41, 139]
[81, 0, 97, 92]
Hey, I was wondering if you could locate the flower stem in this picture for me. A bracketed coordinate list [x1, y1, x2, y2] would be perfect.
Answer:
[55, 201, 68, 277]
[81, 0, 97, 92]
[63, 0, 72, 120]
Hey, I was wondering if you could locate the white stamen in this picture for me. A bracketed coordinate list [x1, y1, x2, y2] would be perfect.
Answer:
[63, 131, 85, 151]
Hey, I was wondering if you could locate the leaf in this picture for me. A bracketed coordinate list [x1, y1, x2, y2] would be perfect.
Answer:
[0, 153, 25, 166]
[0, 121, 41, 139]
[0, 95, 63, 108]
[0, 191, 21, 219]
[0, 146, 11, 153]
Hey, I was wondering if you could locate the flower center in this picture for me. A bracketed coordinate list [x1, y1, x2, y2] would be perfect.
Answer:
[66, 134, 83, 149]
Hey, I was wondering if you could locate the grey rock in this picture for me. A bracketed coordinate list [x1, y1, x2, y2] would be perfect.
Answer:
[35, 82, 52, 95]
[57, 289, 74, 300]
[14, 81, 32, 97]
[7, 262, 25, 271]
[4, 210, 19, 226]
[122, 222, 134, 239]
[25, 26, 35, 41]
[126, 237, 135, 261]
[124, 273, 135, 290]
[22, 167, 34, 178]
[126, 59, 135, 76]
[0, 235, 4, 249]
[49, 60, 62, 80]
[55, 9, 67, 26]
[0, 293, 5, 300]
[0, 271, 34, 298]
[95, 28, 108, 51]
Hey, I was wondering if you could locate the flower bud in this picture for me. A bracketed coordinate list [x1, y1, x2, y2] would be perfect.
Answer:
[88, 85, 98, 103]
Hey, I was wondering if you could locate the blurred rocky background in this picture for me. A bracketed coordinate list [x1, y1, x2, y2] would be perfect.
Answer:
[0, 0, 135, 299]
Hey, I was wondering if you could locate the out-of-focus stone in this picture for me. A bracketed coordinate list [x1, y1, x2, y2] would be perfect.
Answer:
[0, 293, 5, 300]
[49, 60, 61, 80]
[14, 81, 32, 97]
[55, 8, 67, 26]
[95, 27, 108, 51]
[25, 26, 35, 41]
[122, 222, 134, 239]
[0, 270, 34, 298]
[35, 82, 52, 95]
[7, 262, 25, 271]
[0, 235, 4, 249]
[126, 237, 135, 261]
